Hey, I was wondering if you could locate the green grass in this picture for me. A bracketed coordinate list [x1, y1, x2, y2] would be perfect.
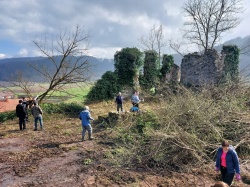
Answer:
[1, 83, 93, 103]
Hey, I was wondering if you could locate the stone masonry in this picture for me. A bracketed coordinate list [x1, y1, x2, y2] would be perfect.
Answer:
[180, 49, 225, 87]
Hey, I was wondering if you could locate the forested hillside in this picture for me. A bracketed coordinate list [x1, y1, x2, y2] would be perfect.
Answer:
[0, 56, 114, 82]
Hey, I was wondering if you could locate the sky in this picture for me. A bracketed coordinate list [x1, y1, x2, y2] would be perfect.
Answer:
[0, 0, 250, 59]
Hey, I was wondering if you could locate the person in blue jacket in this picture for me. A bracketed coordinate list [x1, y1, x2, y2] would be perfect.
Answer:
[79, 106, 94, 141]
[215, 140, 241, 186]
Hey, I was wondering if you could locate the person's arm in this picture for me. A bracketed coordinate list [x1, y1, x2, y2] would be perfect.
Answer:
[215, 148, 221, 169]
[87, 112, 94, 120]
[232, 151, 240, 174]
[135, 96, 140, 103]
[39, 107, 43, 115]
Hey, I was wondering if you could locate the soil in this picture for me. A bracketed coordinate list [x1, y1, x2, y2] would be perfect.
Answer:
[0, 106, 249, 187]
[0, 99, 20, 113]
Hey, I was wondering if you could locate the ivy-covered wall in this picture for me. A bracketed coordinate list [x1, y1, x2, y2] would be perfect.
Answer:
[222, 45, 240, 82]
[160, 54, 174, 81]
[142, 50, 158, 89]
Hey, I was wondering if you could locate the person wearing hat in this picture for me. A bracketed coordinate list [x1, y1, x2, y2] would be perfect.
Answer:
[79, 106, 94, 141]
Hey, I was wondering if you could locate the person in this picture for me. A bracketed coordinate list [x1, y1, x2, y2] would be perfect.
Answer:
[31, 102, 43, 131]
[22, 97, 29, 122]
[16, 100, 27, 130]
[211, 181, 229, 187]
[79, 106, 94, 141]
[215, 140, 241, 186]
[131, 91, 143, 109]
[115, 92, 123, 113]
[130, 105, 139, 112]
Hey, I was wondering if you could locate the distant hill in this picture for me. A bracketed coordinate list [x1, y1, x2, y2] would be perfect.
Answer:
[0, 56, 114, 82]
[1, 36, 250, 83]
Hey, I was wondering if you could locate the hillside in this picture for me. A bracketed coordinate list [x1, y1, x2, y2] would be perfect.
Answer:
[0, 86, 250, 186]
[0, 56, 114, 82]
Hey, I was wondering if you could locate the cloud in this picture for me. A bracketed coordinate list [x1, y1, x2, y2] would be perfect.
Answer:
[18, 49, 28, 57]
[0, 53, 6, 59]
[0, 0, 249, 59]
[89, 47, 122, 58]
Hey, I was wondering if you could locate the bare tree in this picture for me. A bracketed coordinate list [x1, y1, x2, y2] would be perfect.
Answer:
[183, 0, 243, 52]
[138, 24, 168, 68]
[9, 71, 35, 98]
[31, 25, 92, 103]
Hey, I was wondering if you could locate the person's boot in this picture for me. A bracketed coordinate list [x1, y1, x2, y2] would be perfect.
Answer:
[82, 136, 85, 142]
[88, 133, 94, 140]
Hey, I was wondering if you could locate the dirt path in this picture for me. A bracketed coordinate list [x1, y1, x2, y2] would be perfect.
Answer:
[0, 112, 249, 187]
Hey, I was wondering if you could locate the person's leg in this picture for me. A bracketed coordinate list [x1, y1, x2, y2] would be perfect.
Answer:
[220, 167, 226, 182]
[120, 104, 123, 112]
[34, 117, 38, 130]
[82, 126, 87, 141]
[86, 124, 93, 140]
[224, 173, 235, 186]
[23, 117, 26, 129]
[117, 104, 119, 113]
[19, 117, 22, 130]
[38, 116, 43, 129]
[117, 104, 122, 112]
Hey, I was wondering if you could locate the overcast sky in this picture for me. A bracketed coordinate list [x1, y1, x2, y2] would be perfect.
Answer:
[0, 0, 250, 59]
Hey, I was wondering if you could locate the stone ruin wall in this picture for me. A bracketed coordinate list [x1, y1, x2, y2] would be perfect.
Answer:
[163, 64, 181, 83]
[180, 49, 226, 87]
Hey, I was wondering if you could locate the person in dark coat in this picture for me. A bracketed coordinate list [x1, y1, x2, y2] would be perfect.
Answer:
[115, 92, 123, 113]
[16, 100, 27, 130]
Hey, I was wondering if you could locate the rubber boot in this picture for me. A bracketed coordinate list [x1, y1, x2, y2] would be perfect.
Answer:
[88, 133, 94, 140]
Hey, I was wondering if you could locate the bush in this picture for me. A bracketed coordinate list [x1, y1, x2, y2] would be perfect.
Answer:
[0, 111, 16, 123]
[86, 71, 122, 102]
[41, 102, 83, 117]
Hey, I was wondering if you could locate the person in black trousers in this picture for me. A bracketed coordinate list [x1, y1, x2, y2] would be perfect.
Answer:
[16, 100, 27, 130]
[115, 92, 124, 113]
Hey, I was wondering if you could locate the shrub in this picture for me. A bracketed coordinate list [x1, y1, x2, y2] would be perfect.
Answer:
[41, 102, 82, 117]
[0, 111, 16, 123]
[86, 71, 122, 102]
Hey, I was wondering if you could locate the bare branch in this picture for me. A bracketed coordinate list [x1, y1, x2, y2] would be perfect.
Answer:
[183, 0, 244, 52]
[30, 25, 91, 103]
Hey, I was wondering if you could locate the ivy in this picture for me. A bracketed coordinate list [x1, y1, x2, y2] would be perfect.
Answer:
[160, 54, 174, 76]
[222, 45, 240, 82]
[142, 50, 158, 89]
[86, 71, 122, 102]
[114, 47, 143, 86]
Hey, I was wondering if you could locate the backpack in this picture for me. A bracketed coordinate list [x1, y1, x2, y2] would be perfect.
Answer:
[130, 106, 139, 112]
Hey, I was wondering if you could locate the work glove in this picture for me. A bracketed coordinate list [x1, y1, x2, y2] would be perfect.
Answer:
[215, 167, 219, 172]
[236, 173, 241, 180]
